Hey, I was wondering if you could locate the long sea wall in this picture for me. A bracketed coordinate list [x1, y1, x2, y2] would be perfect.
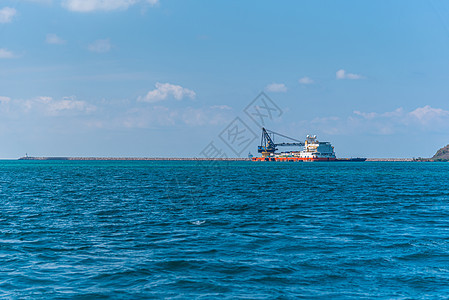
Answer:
[18, 157, 251, 161]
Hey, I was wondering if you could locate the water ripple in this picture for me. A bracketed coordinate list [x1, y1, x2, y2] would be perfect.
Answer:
[1, 161, 449, 298]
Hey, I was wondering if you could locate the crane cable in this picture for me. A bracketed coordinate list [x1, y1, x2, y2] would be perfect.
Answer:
[265, 129, 302, 143]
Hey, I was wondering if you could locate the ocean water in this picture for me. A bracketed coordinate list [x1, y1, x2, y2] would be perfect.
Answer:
[1, 160, 449, 298]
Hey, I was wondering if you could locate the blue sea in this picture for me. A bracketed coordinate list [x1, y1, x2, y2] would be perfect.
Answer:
[1, 160, 449, 298]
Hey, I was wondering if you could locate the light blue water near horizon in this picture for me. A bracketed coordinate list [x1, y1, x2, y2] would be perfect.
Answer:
[1, 160, 449, 298]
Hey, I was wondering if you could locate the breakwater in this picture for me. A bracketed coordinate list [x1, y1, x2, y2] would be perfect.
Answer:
[366, 158, 414, 162]
[18, 157, 251, 161]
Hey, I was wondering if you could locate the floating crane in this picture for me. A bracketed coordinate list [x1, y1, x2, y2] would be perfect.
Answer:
[258, 127, 304, 157]
[254, 128, 366, 162]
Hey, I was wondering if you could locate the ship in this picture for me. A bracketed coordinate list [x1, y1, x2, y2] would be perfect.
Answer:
[252, 128, 366, 162]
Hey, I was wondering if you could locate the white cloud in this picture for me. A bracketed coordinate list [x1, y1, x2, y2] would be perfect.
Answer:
[63, 0, 136, 12]
[46, 34, 66, 45]
[0, 96, 11, 104]
[24, 0, 52, 3]
[27, 96, 96, 116]
[298, 77, 314, 85]
[118, 104, 231, 128]
[352, 106, 449, 133]
[4, 96, 96, 116]
[353, 110, 378, 120]
[138, 82, 196, 103]
[210, 105, 232, 110]
[382, 107, 404, 118]
[336, 69, 363, 80]
[353, 108, 405, 120]
[62, 0, 159, 12]
[46, 96, 96, 115]
[121, 106, 177, 128]
[88, 39, 112, 53]
[354, 106, 449, 126]
[301, 105, 449, 137]
[182, 106, 231, 126]
[409, 105, 449, 124]
[0, 48, 16, 59]
[0, 7, 16, 23]
[181, 108, 209, 126]
[265, 83, 287, 93]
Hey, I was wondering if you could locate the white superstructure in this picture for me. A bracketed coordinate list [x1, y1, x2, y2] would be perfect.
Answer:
[273, 135, 336, 161]
[297, 135, 336, 159]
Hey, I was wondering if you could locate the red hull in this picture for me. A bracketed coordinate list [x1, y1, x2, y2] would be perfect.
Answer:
[252, 157, 336, 162]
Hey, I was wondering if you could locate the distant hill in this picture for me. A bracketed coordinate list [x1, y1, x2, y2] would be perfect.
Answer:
[431, 144, 449, 162]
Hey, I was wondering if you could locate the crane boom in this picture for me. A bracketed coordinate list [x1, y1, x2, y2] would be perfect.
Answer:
[257, 127, 304, 156]
[258, 127, 277, 154]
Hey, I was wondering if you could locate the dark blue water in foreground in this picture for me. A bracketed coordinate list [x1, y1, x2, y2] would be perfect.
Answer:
[1, 161, 449, 298]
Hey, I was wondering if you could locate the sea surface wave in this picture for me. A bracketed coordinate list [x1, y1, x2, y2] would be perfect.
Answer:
[1, 161, 449, 298]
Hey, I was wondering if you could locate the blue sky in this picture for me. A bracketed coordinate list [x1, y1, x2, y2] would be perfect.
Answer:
[1, 0, 449, 158]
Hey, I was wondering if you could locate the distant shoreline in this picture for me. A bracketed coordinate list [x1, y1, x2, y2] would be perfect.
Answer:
[16, 157, 426, 162]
